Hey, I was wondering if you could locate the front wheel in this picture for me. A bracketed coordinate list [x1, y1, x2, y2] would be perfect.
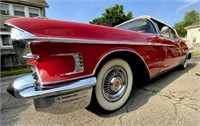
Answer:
[95, 59, 133, 111]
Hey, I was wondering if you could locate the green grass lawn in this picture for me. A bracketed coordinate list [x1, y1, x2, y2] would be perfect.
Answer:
[192, 52, 200, 57]
[1, 67, 32, 77]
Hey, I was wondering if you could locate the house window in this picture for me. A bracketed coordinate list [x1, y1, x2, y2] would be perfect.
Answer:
[13, 5, 25, 16]
[1, 54, 20, 67]
[0, 3, 9, 15]
[29, 7, 40, 17]
[1, 35, 12, 46]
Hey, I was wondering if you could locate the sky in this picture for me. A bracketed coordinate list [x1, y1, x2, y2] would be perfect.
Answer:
[46, 0, 200, 26]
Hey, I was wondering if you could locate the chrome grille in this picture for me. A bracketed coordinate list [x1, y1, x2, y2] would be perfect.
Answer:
[73, 53, 84, 72]
[31, 67, 41, 90]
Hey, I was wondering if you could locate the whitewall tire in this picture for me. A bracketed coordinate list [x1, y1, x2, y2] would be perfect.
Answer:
[95, 59, 133, 111]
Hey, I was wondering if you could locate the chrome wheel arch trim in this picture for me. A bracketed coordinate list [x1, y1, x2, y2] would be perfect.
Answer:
[92, 48, 151, 78]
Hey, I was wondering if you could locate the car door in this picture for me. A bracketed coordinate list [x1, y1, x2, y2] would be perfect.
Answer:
[160, 28, 182, 72]
[117, 19, 163, 76]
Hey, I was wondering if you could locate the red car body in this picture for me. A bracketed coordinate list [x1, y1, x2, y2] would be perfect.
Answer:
[6, 16, 190, 113]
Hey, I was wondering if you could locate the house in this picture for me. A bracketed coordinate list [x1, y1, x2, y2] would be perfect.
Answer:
[185, 21, 200, 52]
[0, 0, 48, 69]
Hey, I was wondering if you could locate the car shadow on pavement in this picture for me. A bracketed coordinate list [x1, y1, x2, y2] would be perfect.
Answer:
[0, 74, 32, 126]
[88, 62, 198, 118]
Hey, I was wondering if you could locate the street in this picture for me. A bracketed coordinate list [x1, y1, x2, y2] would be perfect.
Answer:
[1, 59, 200, 126]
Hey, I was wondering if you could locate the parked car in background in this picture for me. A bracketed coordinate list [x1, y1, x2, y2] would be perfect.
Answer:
[5, 15, 191, 114]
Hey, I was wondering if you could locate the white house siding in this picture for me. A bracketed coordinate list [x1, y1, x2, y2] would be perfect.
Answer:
[185, 23, 200, 52]
[187, 27, 200, 43]
[0, 1, 48, 69]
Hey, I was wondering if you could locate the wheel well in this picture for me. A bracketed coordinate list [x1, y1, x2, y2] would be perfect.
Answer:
[187, 53, 192, 59]
[94, 51, 150, 87]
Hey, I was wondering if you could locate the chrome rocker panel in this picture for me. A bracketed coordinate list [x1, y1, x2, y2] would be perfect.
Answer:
[7, 74, 96, 114]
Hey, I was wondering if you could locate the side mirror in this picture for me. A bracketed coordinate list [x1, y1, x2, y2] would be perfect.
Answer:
[161, 26, 170, 34]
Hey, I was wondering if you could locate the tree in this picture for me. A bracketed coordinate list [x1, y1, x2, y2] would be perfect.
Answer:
[89, 4, 133, 27]
[174, 10, 200, 37]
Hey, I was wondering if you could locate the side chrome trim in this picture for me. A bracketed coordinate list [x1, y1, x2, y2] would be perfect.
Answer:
[92, 49, 151, 77]
[14, 36, 170, 46]
[51, 53, 78, 57]
[10, 36, 175, 47]
[162, 44, 175, 47]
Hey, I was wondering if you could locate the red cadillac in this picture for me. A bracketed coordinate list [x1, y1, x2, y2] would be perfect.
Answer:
[5, 16, 191, 113]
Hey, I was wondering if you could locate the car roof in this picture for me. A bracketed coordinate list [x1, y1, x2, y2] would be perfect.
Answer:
[115, 15, 172, 29]
[114, 15, 180, 38]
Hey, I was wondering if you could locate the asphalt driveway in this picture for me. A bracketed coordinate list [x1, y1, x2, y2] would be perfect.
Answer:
[1, 58, 200, 126]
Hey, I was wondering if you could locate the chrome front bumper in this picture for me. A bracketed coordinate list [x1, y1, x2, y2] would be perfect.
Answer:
[7, 74, 96, 114]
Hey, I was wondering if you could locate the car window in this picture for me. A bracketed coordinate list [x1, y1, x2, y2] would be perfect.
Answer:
[151, 20, 161, 34]
[169, 30, 175, 39]
[118, 19, 157, 34]
[169, 29, 178, 39]
[161, 28, 178, 39]
[151, 19, 179, 40]
[161, 30, 170, 38]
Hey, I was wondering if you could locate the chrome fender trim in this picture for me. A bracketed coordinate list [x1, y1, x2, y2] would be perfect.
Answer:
[7, 74, 96, 99]
[92, 49, 151, 77]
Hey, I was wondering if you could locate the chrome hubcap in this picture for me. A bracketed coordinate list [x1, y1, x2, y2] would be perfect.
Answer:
[102, 66, 128, 102]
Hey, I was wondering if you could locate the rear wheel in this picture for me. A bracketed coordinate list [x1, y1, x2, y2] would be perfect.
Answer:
[95, 58, 133, 111]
